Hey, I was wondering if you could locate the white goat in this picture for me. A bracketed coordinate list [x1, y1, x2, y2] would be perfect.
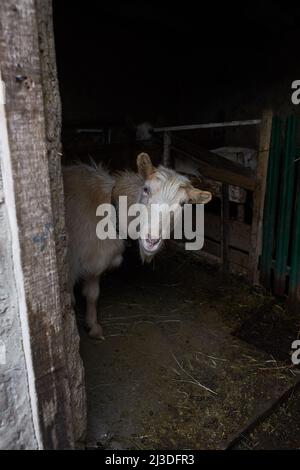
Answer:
[63, 153, 211, 339]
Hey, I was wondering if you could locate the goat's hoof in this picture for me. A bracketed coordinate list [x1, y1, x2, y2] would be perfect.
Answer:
[88, 324, 105, 340]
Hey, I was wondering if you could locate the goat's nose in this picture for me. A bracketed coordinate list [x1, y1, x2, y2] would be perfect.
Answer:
[146, 235, 160, 247]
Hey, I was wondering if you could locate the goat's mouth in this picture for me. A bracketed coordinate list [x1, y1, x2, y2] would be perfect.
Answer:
[140, 236, 162, 254]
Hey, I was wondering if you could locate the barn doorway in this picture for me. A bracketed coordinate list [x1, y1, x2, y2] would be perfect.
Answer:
[52, 2, 300, 449]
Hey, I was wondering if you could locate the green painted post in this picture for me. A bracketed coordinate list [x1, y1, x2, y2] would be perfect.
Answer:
[288, 157, 300, 312]
[274, 116, 297, 296]
[260, 117, 281, 288]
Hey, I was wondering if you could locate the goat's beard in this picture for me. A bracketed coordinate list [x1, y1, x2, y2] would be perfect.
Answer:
[138, 239, 164, 264]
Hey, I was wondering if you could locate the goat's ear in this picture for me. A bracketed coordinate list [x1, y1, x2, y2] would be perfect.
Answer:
[137, 153, 155, 179]
[187, 188, 212, 204]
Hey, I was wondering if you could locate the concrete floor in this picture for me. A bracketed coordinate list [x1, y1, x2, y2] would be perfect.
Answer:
[77, 246, 300, 449]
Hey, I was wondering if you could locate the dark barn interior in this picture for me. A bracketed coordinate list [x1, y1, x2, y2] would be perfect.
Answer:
[52, 2, 300, 449]
[54, 3, 300, 129]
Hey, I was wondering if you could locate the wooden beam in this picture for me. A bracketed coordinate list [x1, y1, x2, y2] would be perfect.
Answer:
[170, 134, 256, 190]
[154, 119, 261, 132]
[260, 117, 282, 288]
[198, 161, 255, 191]
[202, 239, 249, 275]
[0, 0, 76, 449]
[204, 213, 251, 252]
[248, 110, 273, 285]
[0, 72, 42, 449]
[36, 0, 86, 444]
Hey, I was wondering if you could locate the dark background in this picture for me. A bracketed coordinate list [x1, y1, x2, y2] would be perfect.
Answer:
[53, 1, 300, 128]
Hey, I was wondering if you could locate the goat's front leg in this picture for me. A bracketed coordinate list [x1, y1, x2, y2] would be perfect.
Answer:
[82, 275, 104, 340]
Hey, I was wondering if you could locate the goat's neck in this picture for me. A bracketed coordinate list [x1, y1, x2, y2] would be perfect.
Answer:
[112, 170, 143, 207]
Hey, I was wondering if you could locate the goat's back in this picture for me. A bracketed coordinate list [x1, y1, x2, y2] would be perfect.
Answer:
[63, 164, 125, 284]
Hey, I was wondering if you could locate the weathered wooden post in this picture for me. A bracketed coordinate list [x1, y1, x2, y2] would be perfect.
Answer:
[249, 110, 273, 285]
[260, 117, 282, 289]
[36, 0, 86, 446]
[0, 0, 86, 449]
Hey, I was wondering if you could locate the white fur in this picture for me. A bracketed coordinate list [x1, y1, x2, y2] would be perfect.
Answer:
[63, 157, 211, 339]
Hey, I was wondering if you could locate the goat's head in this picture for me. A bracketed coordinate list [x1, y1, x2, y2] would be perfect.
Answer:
[136, 152, 212, 262]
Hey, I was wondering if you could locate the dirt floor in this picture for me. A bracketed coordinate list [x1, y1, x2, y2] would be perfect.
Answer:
[76, 243, 300, 450]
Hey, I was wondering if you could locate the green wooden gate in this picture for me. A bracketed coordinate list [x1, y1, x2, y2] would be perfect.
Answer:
[261, 115, 300, 312]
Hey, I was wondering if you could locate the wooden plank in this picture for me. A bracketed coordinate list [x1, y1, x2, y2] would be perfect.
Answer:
[260, 117, 282, 288]
[0, 76, 41, 449]
[248, 110, 273, 285]
[0, 0, 75, 449]
[236, 203, 245, 223]
[288, 159, 300, 312]
[198, 163, 255, 192]
[274, 116, 297, 295]
[36, 0, 86, 443]
[170, 239, 248, 275]
[169, 134, 256, 190]
[153, 119, 261, 132]
[203, 239, 249, 271]
[204, 213, 251, 252]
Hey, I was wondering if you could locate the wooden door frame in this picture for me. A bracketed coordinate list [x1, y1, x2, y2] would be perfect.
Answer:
[0, 0, 86, 449]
